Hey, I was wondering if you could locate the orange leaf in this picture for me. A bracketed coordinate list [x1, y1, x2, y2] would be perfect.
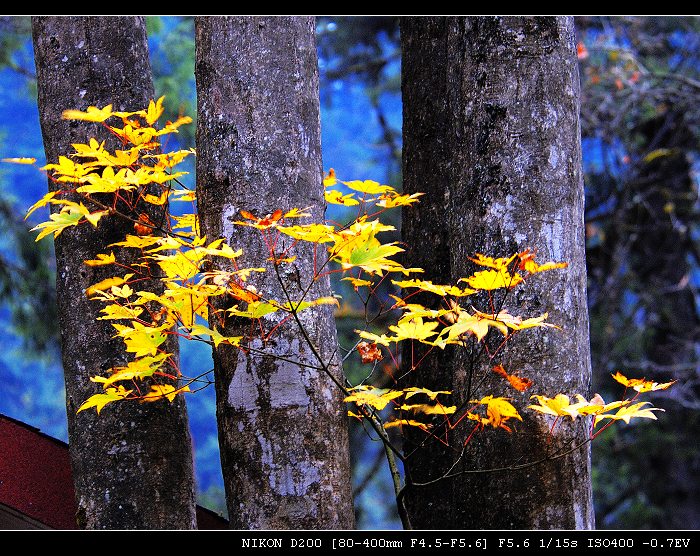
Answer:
[492, 364, 533, 392]
[577, 42, 589, 60]
[357, 341, 383, 364]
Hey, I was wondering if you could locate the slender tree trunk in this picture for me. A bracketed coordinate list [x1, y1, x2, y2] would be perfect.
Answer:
[400, 16, 594, 529]
[195, 16, 354, 529]
[32, 16, 197, 529]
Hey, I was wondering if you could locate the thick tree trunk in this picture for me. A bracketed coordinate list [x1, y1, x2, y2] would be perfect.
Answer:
[400, 16, 594, 529]
[32, 16, 197, 529]
[195, 16, 354, 529]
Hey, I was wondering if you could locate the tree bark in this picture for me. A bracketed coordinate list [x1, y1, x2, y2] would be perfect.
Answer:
[195, 16, 354, 529]
[32, 16, 197, 529]
[400, 16, 594, 529]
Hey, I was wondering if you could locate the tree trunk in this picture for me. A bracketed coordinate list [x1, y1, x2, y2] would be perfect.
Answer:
[195, 16, 354, 529]
[400, 16, 594, 529]
[32, 16, 197, 529]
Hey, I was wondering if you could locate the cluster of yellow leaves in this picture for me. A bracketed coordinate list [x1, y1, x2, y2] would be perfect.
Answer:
[528, 372, 675, 434]
[345, 386, 456, 432]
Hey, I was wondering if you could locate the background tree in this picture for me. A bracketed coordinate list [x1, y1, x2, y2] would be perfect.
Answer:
[400, 16, 594, 529]
[195, 16, 354, 529]
[31, 16, 196, 529]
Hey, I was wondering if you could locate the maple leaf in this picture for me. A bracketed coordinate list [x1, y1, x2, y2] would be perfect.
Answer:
[90, 354, 170, 388]
[2, 157, 36, 164]
[141, 384, 191, 403]
[343, 386, 404, 410]
[392, 279, 475, 298]
[42, 156, 92, 182]
[518, 254, 568, 275]
[77, 385, 132, 414]
[145, 96, 165, 125]
[472, 308, 558, 333]
[84, 252, 116, 267]
[62, 104, 113, 122]
[342, 179, 394, 195]
[527, 393, 611, 420]
[376, 192, 424, 208]
[468, 253, 519, 270]
[235, 209, 284, 230]
[325, 189, 360, 206]
[25, 191, 58, 220]
[97, 303, 144, 321]
[400, 403, 456, 415]
[357, 341, 383, 363]
[434, 312, 499, 346]
[611, 371, 676, 393]
[157, 116, 193, 135]
[461, 268, 523, 290]
[384, 419, 430, 431]
[31, 202, 107, 241]
[342, 276, 373, 289]
[356, 329, 392, 347]
[471, 395, 523, 431]
[85, 274, 133, 298]
[188, 323, 241, 348]
[113, 321, 168, 357]
[492, 364, 533, 392]
[388, 316, 440, 344]
[403, 387, 452, 400]
[595, 402, 664, 425]
[278, 223, 336, 244]
[171, 188, 197, 202]
[323, 168, 338, 187]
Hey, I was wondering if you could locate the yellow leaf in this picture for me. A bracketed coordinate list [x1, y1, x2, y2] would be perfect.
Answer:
[86, 274, 133, 298]
[2, 157, 36, 164]
[461, 268, 523, 290]
[283, 207, 311, 219]
[97, 303, 143, 320]
[142, 384, 191, 403]
[403, 387, 452, 400]
[595, 402, 664, 425]
[143, 192, 169, 205]
[113, 321, 168, 357]
[25, 191, 58, 220]
[77, 385, 132, 414]
[323, 168, 338, 187]
[342, 179, 394, 195]
[62, 104, 113, 122]
[31, 205, 85, 241]
[376, 192, 424, 208]
[188, 323, 241, 348]
[325, 189, 360, 206]
[471, 395, 522, 431]
[392, 279, 475, 298]
[84, 252, 116, 266]
[145, 96, 165, 125]
[342, 277, 373, 289]
[343, 386, 404, 410]
[278, 223, 336, 244]
[388, 316, 439, 343]
[611, 371, 676, 393]
[90, 354, 170, 388]
[400, 403, 456, 415]
[384, 419, 430, 431]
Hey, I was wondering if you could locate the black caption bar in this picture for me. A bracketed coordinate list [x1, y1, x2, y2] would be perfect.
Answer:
[7, 529, 699, 552]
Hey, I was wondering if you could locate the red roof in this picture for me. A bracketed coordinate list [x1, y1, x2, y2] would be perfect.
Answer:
[0, 414, 227, 529]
